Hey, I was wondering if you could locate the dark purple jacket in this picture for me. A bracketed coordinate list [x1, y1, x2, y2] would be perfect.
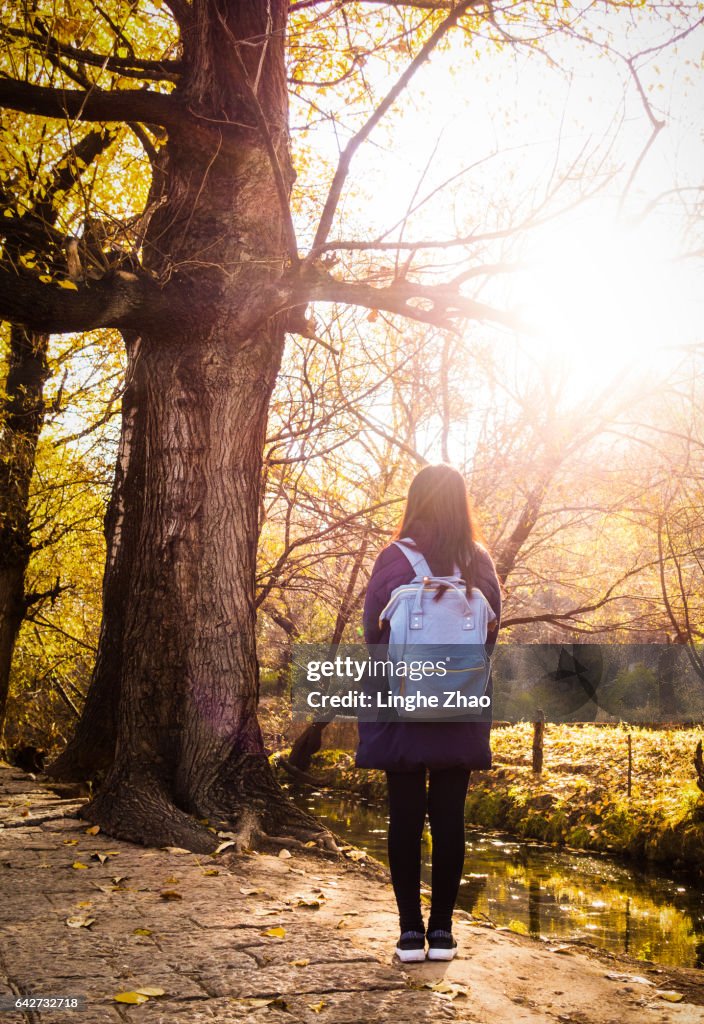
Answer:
[355, 539, 502, 772]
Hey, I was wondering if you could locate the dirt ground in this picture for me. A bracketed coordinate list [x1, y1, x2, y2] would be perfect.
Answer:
[1, 762, 703, 1024]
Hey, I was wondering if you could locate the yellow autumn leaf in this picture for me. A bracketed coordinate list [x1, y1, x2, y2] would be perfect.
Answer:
[66, 915, 95, 928]
[133, 928, 152, 936]
[656, 991, 684, 1002]
[508, 920, 528, 935]
[425, 980, 469, 999]
[308, 1000, 327, 1013]
[57, 278, 79, 290]
[291, 958, 310, 967]
[85, 825, 100, 835]
[72, 862, 88, 870]
[262, 926, 286, 938]
[134, 987, 165, 997]
[113, 992, 149, 1005]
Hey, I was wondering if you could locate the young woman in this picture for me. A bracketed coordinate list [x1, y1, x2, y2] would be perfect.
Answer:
[356, 464, 501, 962]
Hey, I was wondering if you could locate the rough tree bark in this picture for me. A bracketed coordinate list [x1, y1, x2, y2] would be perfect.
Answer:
[49, 2, 325, 851]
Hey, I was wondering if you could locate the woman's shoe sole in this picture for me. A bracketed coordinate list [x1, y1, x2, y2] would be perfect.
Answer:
[427, 947, 457, 961]
[395, 947, 426, 962]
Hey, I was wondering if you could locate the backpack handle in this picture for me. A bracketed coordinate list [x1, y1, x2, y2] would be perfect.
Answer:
[409, 576, 476, 631]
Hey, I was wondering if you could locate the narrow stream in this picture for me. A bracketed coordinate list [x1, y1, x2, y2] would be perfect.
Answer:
[292, 788, 704, 970]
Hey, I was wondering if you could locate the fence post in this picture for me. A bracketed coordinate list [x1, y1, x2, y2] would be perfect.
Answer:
[532, 710, 545, 774]
[627, 731, 633, 798]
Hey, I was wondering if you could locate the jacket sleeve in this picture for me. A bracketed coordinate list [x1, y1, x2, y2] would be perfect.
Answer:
[363, 544, 415, 645]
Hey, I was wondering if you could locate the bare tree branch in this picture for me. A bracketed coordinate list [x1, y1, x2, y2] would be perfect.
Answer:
[309, 0, 483, 254]
[0, 79, 181, 128]
[0, 267, 165, 333]
[303, 271, 528, 332]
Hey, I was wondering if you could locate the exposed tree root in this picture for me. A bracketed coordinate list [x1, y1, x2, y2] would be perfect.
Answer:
[80, 770, 221, 854]
[74, 753, 342, 856]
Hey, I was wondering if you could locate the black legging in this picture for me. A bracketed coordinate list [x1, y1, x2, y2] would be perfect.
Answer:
[386, 766, 471, 934]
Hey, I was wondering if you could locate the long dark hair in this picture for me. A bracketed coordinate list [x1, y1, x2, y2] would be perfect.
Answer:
[392, 464, 482, 590]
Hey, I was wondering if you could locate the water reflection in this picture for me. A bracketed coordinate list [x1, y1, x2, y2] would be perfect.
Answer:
[294, 789, 704, 970]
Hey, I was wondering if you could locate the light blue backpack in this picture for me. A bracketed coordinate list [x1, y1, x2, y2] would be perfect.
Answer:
[379, 538, 496, 719]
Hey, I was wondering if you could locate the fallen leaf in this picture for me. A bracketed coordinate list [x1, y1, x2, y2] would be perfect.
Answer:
[296, 898, 323, 908]
[63, 839, 79, 846]
[278, 849, 292, 859]
[308, 1000, 326, 1013]
[113, 992, 149, 1005]
[163, 876, 179, 885]
[162, 846, 190, 854]
[85, 825, 100, 835]
[111, 876, 127, 885]
[134, 987, 165, 998]
[72, 861, 88, 870]
[239, 886, 262, 895]
[291, 958, 310, 967]
[92, 853, 110, 865]
[262, 926, 286, 938]
[215, 840, 236, 855]
[237, 996, 287, 1010]
[424, 979, 469, 999]
[344, 848, 365, 861]
[160, 890, 182, 901]
[656, 991, 684, 1002]
[133, 928, 152, 937]
[66, 915, 95, 929]
[507, 920, 528, 936]
[203, 868, 219, 876]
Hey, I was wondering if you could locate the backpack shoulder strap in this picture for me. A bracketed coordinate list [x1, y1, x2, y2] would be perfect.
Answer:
[393, 538, 432, 578]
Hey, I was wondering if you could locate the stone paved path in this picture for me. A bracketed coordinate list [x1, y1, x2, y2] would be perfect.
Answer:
[2, 763, 704, 1024]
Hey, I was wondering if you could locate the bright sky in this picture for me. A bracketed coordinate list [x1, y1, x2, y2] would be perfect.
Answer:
[294, 4, 704, 410]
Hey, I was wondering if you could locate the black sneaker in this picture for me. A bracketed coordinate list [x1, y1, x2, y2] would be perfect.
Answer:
[395, 930, 426, 962]
[427, 929, 457, 961]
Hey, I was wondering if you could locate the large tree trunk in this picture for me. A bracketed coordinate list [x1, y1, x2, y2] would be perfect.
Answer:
[0, 326, 50, 744]
[49, 0, 325, 852]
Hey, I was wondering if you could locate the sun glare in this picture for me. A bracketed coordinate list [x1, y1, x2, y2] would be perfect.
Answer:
[514, 213, 690, 392]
